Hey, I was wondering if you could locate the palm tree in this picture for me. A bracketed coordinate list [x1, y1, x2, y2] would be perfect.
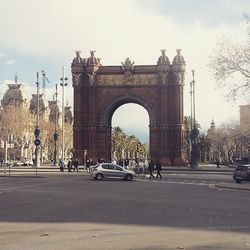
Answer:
[111, 127, 147, 164]
[112, 127, 127, 161]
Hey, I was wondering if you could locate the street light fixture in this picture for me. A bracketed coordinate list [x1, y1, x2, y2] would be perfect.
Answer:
[53, 83, 59, 165]
[60, 67, 68, 162]
[34, 72, 41, 176]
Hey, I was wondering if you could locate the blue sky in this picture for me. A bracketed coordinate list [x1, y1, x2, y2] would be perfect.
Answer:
[0, 0, 249, 142]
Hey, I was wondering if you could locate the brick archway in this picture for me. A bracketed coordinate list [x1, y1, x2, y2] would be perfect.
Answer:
[101, 95, 156, 125]
[71, 49, 186, 166]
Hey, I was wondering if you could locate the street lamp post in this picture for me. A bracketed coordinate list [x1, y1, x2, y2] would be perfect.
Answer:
[190, 69, 199, 168]
[60, 67, 68, 162]
[34, 72, 41, 176]
[53, 84, 59, 165]
[192, 69, 196, 129]
[189, 78, 193, 130]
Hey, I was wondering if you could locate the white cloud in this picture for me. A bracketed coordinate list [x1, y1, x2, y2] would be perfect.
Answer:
[0, 0, 248, 133]
[5, 59, 15, 65]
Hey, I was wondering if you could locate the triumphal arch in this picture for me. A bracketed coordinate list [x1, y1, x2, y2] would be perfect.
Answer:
[71, 49, 186, 166]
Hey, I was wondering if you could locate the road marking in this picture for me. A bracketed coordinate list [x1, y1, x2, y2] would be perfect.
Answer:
[136, 178, 209, 186]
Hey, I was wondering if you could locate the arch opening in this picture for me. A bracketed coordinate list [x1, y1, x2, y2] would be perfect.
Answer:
[111, 103, 149, 167]
[112, 103, 149, 143]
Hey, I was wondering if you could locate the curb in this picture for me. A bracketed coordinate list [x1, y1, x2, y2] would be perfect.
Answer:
[212, 184, 250, 191]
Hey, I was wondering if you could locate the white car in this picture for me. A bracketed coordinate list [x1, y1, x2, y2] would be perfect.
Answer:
[90, 163, 136, 181]
[13, 161, 23, 167]
[23, 160, 34, 166]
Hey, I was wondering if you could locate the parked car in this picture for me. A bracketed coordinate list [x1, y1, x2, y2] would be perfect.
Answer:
[12, 160, 34, 167]
[23, 160, 34, 166]
[90, 163, 136, 181]
[13, 161, 24, 167]
[233, 164, 250, 183]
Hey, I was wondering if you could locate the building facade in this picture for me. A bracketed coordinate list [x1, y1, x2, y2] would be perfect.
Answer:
[0, 78, 73, 164]
[72, 49, 186, 166]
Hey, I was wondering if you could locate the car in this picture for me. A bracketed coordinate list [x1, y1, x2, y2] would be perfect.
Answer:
[233, 164, 250, 183]
[13, 161, 24, 167]
[90, 163, 136, 181]
[23, 160, 34, 166]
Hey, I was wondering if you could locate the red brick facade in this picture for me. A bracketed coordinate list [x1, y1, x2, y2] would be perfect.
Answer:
[71, 50, 186, 166]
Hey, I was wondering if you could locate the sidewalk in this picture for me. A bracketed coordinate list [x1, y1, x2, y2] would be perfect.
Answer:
[1, 222, 249, 250]
[212, 183, 250, 191]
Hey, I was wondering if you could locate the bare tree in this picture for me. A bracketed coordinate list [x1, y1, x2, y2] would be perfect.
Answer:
[39, 118, 55, 163]
[209, 15, 250, 100]
[207, 121, 250, 164]
[63, 122, 73, 160]
[0, 103, 34, 161]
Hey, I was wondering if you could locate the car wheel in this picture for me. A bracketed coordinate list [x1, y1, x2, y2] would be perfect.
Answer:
[125, 174, 133, 181]
[95, 173, 103, 181]
[235, 180, 241, 183]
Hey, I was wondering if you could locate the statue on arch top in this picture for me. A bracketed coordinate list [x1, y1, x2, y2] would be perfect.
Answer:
[157, 49, 170, 66]
[121, 57, 135, 72]
[86, 50, 101, 75]
[72, 51, 84, 65]
[172, 49, 185, 65]
[86, 50, 101, 67]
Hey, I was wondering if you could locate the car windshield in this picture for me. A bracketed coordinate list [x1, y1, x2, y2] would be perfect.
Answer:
[236, 165, 248, 171]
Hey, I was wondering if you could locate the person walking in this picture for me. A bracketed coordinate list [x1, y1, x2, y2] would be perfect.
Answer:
[216, 159, 220, 168]
[67, 158, 72, 172]
[155, 160, 162, 179]
[59, 158, 64, 172]
[86, 159, 91, 173]
[74, 158, 79, 172]
[148, 160, 155, 179]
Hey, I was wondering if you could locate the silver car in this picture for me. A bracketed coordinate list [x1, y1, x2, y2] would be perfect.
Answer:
[90, 163, 136, 181]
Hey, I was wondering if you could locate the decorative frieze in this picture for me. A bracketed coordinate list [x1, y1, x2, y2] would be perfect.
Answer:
[95, 74, 158, 85]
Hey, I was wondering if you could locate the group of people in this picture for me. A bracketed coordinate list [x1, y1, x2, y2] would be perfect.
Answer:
[59, 158, 163, 178]
[59, 158, 79, 172]
[148, 160, 162, 179]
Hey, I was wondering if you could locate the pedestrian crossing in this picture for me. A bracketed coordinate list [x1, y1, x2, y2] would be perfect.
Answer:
[137, 175, 232, 186]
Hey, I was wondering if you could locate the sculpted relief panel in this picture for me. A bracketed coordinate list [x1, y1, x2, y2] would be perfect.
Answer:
[96, 74, 159, 85]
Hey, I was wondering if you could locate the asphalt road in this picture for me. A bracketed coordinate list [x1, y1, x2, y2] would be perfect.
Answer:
[0, 172, 250, 250]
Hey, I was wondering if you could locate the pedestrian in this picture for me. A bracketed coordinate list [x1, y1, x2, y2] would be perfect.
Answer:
[155, 160, 162, 179]
[59, 158, 64, 172]
[86, 159, 91, 173]
[74, 158, 79, 172]
[148, 160, 155, 179]
[67, 158, 72, 172]
[32, 158, 36, 166]
[135, 164, 139, 175]
[216, 159, 220, 168]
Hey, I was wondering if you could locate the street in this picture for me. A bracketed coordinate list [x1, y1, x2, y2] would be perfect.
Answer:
[0, 172, 250, 249]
